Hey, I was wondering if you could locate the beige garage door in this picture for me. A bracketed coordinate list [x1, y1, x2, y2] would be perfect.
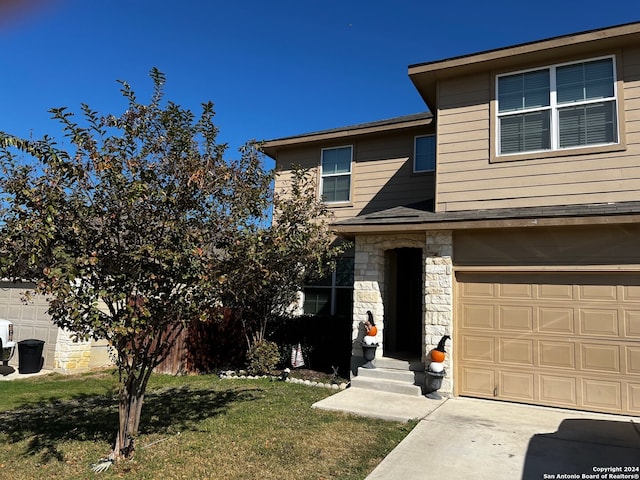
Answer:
[456, 272, 640, 415]
[0, 282, 58, 370]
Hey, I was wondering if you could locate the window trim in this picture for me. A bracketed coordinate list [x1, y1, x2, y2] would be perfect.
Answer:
[414, 134, 436, 173]
[320, 145, 353, 204]
[493, 55, 623, 161]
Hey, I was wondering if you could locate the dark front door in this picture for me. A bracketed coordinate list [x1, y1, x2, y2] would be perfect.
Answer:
[384, 248, 423, 359]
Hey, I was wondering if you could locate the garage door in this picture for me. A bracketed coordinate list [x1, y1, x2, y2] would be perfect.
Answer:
[0, 282, 58, 370]
[456, 272, 640, 415]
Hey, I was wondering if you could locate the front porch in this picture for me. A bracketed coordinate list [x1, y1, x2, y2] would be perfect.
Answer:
[350, 231, 453, 395]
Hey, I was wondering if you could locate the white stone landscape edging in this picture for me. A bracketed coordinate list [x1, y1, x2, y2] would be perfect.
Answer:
[218, 370, 349, 390]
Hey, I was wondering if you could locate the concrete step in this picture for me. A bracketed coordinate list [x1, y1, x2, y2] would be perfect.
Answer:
[357, 366, 423, 384]
[350, 375, 424, 397]
[374, 357, 425, 372]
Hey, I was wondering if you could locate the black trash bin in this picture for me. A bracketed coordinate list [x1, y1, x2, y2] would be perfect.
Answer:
[18, 339, 44, 374]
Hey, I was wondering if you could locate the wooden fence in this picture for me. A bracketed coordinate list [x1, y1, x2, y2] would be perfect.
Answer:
[154, 308, 246, 375]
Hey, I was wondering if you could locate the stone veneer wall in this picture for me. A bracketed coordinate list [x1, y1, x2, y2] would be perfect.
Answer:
[352, 231, 453, 394]
[424, 231, 453, 394]
[54, 328, 93, 373]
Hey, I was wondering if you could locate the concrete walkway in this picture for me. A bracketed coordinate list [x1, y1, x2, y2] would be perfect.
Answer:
[312, 387, 446, 422]
[0, 365, 52, 380]
[313, 389, 640, 480]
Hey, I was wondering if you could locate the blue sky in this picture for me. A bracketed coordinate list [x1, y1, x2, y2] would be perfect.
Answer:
[1, 1, 638, 168]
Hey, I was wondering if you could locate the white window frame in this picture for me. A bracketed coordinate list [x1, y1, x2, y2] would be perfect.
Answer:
[320, 145, 352, 203]
[496, 55, 619, 156]
[414, 134, 436, 172]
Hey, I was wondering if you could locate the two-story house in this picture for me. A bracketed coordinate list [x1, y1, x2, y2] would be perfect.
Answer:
[263, 22, 640, 416]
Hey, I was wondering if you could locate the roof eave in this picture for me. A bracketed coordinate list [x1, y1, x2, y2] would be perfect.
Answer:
[333, 213, 640, 238]
[409, 21, 640, 112]
[262, 113, 433, 159]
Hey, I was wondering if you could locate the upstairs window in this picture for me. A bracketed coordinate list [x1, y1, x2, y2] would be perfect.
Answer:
[497, 56, 618, 156]
[321, 146, 352, 203]
[414, 135, 436, 172]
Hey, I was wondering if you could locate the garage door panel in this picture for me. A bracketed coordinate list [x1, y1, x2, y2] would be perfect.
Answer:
[500, 371, 534, 400]
[499, 283, 532, 299]
[579, 309, 619, 336]
[499, 306, 533, 330]
[499, 338, 534, 365]
[580, 343, 621, 373]
[462, 335, 495, 362]
[628, 384, 640, 414]
[540, 375, 577, 405]
[461, 305, 494, 329]
[626, 346, 640, 374]
[461, 367, 495, 396]
[8, 304, 29, 320]
[461, 281, 494, 298]
[626, 311, 640, 337]
[457, 272, 639, 415]
[579, 284, 618, 301]
[539, 307, 575, 333]
[623, 284, 640, 301]
[33, 326, 53, 342]
[582, 379, 622, 410]
[539, 340, 576, 369]
[539, 283, 573, 300]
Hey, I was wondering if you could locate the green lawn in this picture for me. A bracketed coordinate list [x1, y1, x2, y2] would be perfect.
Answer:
[0, 370, 414, 479]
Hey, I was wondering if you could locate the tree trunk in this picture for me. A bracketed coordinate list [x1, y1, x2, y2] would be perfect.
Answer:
[113, 369, 150, 460]
[111, 325, 180, 460]
[113, 385, 139, 459]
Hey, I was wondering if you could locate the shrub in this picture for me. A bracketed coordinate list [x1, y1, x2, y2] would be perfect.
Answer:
[246, 340, 281, 375]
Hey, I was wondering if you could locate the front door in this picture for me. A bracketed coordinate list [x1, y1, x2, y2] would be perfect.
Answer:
[384, 248, 423, 359]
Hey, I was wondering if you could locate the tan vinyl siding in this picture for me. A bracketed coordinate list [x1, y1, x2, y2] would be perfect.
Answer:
[275, 146, 321, 173]
[352, 157, 431, 217]
[454, 225, 640, 267]
[436, 46, 640, 213]
[273, 129, 435, 222]
[273, 145, 320, 208]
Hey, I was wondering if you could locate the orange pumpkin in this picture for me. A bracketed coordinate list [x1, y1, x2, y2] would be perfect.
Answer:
[367, 326, 378, 337]
[430, 335, 450, 363]
[430, 349, 445, 363]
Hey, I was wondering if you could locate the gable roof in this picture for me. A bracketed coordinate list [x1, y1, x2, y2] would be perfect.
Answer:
[409, 21, 640, 112]
[262, 112, 432, 159]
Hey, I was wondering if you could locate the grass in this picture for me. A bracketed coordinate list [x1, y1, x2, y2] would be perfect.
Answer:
[0, 370, 415, 479]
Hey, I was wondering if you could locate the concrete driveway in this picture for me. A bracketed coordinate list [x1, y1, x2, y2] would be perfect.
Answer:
[364, 397, 640, 480]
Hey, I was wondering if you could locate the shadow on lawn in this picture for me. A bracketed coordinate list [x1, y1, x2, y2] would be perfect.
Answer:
[0, 384, 262, 462]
